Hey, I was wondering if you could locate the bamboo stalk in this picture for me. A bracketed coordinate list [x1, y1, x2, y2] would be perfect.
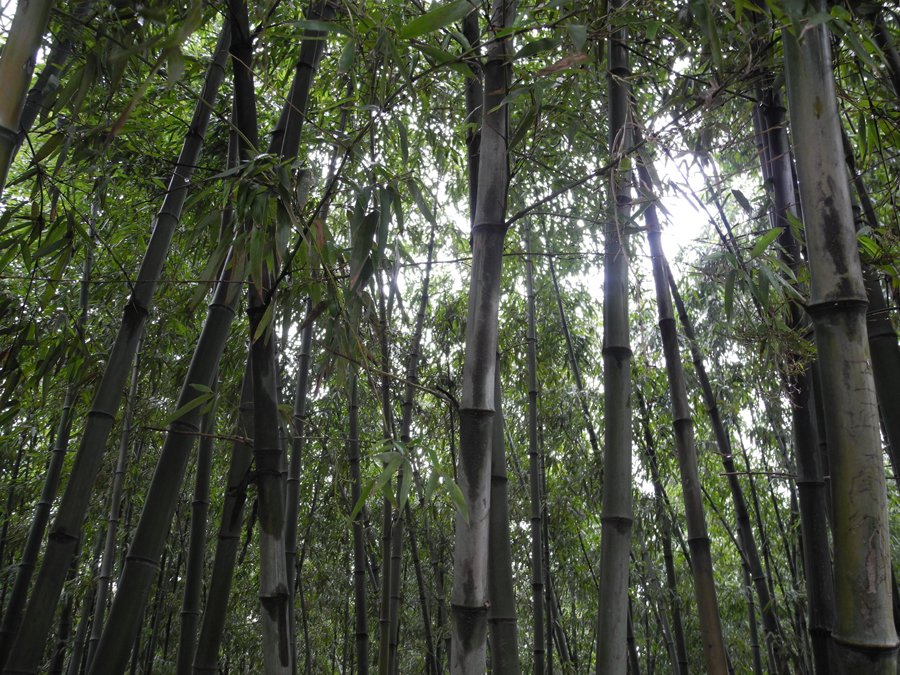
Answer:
[525, 223, 546, 675]
[595, 4, 634, 671]
[450, 0, 514, 671]
[782, 6, 898, 669]
[638, 160, 727, 674]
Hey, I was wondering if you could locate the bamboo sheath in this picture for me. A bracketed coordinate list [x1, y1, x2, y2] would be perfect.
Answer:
[782, 6, 898, 671]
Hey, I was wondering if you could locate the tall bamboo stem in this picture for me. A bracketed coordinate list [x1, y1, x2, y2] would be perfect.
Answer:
[595, 4, 633, 670]
[782, 6, 898, 669]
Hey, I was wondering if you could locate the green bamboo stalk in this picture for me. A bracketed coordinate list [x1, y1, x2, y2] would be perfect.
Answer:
[174, 382, 218, 675]
[450, 0, 514, 670]
[87, 338, 144, 671]
[0, 0, 53, 197]
[525, 223, 545, 675]
[487, 354, 520, 675]
[1, 28, 231, 675]
[636, 526, 680, 675]
[638, 163, 727, 674]
[782, 6, 898, 668]
[595, 4, 633, 670]
[192, 361, 254, 675]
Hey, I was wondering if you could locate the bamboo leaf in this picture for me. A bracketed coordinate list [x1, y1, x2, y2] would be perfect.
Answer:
[439, 469, 469, 525]
[397, 460, 413, 511]
[750, 227, 783, 259]
[349, 210, 379, 292]
[399, 0, 479, 40]
[159, 392, 214, 427]
[515, 37, 563, 59]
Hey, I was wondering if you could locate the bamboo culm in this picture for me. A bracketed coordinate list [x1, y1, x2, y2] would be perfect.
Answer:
[0, 212, 95, 668]
[525, 223, 545, 675]
[450, 1, 514, 671]
[486, 355, 520, 675]
[638, 155, 728, 674]
[0, 0, 53, 197]
[783, 5, 898, 670]
[174, 382, 218, 675]
[595, 5, 634, 672]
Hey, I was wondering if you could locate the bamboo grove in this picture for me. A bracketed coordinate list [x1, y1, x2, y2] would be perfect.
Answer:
[2, 0, 900, 673]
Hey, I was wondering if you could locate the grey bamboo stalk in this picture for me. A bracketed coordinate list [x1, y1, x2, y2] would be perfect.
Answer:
[840, 129, 900, 489]
[376, 270, 397, 675]
[63, 534, 101, 675]
[626, 600, 640, 675]
[1, 28, 231, 675]
[525, 223, 545, 675]
[192, 361, 254, 675]
[461, 10, 482, 227]
[595, 4, 634, 672]
[782, 5, 898, 670]
[0, 211, 95, 668]
[0, 0, 52, 197]
[756, 89, 834, 674]
[285, 299, 313, 593]
[348, 373, 369, 675]
[663, 252, 791, 672]
[450, 0, 514, 670]
[174, 383, 217, 675]
[547, 256, 601, 463]
[87, 337, 145, 671]
[637, 164, 727, 673]
[487, 354, 520, 675]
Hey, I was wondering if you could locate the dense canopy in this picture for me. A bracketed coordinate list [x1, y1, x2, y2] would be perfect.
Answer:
[0, 0, 899, 674]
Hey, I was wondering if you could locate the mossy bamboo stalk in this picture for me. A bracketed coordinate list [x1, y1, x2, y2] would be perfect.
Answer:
[450, 0, 514, 671]
[1, 29, 230, 674]
[782, 6, 898, 669]
[595, 4, 634, 672]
